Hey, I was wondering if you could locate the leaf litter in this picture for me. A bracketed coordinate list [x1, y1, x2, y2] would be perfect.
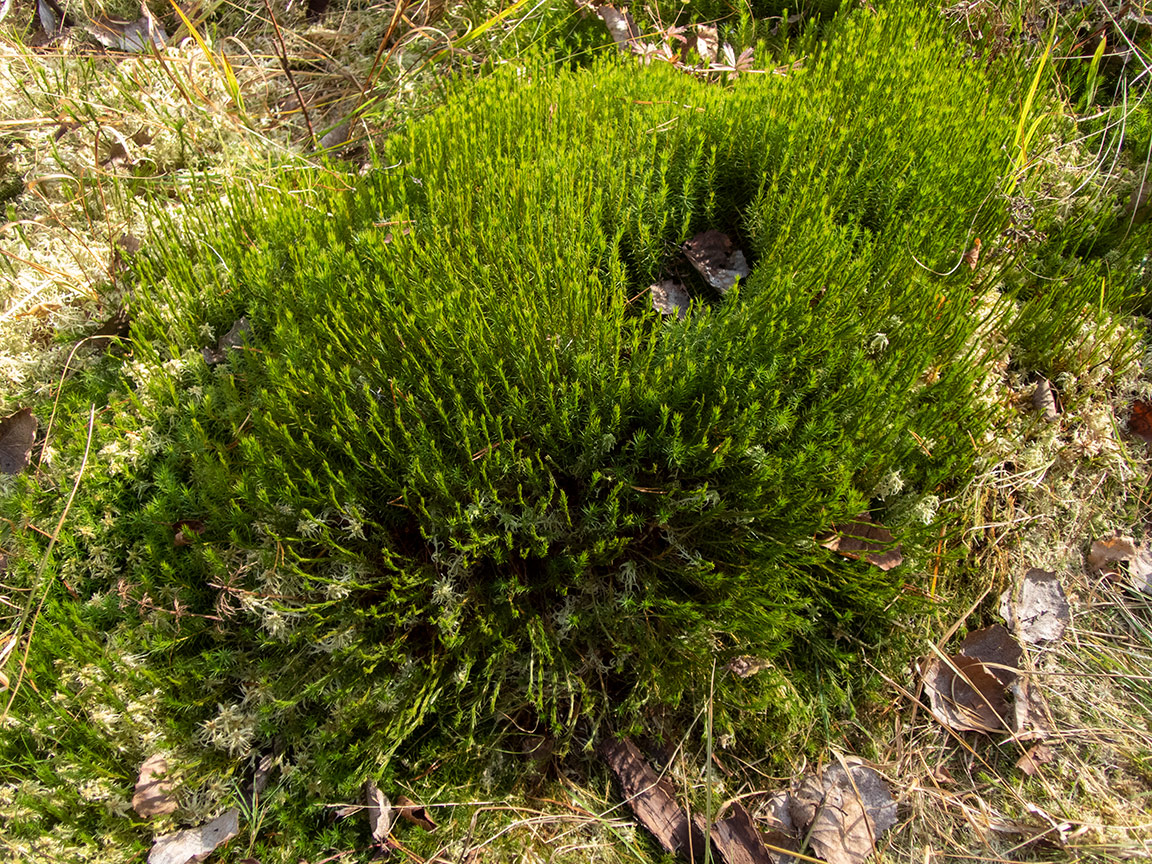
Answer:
[683, 230, 750, 294]
[147, 808, 239, 864]
[921, 625, 1020, 734]
[0, 407, 37, 474]
[999, 568, 1070, 644]
[1087, 534, 1152, 594]
[650, 279, 690, 319]
[819, 513, 903, 571]
[604, 738, 897, 864]
[364, 779, 395, 844]
[133, 753, 178, 818]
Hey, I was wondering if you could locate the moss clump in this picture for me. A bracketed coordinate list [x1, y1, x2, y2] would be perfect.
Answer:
[2, 3, 1051, 857]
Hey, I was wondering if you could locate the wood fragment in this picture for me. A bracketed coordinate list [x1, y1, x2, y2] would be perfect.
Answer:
[600, 737, 705, 858]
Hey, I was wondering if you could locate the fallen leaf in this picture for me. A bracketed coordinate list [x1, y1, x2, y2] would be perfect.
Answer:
[650, 280, 690, 319]
[694, 24, 718, 63]
[596, 5, 640, 51]
[16, 301, 62, 319]
[203, 317, 251, 365]
[786, 762, 898, 864]
[820, 513, 903, 571]
[133, 754, 178, 818]
[364, 780, 394, 843]
[963, 237, 982, 270]
[683, 230, 750, 294]
[173, 520, 205, 546]
[1088, 535, 1152, 594]
[957, 624, 1021, 688]
[1016, 743, 1054, 776]
[922, 654, 1011, 733]
[395, 795, 438, 831]
[0, 408, 38, 475]
[1030, 378, 1058, 422]
[1128, 401, 1152, 445]
[92, 308, 132, 342]
[725, 655, 773, 678]
[251, 752, 274, 800]
[1011, 676, 1050, 740]
[88, 3, 167, 52]
[601, 737, 706, 858]
[148, 808, 239, 864]
[999, 569, 1069, 644]
[38, 0, 65, 35]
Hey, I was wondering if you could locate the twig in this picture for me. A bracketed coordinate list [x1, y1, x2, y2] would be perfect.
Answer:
[262, 0, 315, 143]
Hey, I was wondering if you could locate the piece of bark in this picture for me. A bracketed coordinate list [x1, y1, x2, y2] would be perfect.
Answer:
[704, 803, 773, 864]
[601, 737, 705, 858]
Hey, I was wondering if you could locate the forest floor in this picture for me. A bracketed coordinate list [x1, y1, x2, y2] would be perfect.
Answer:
[2, 1, 1152, 862]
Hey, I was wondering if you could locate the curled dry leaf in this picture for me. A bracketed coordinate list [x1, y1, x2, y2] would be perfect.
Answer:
[819, 513, 903, 571]
[203, 317, 252, 365]
[999, 568, 1069, 644]
[1031, 378, 1058, 422]
[364, 780, 394, 843]
[963, 237, 982, 270]
[1016, 743, 1054, 776]
[148, 808, 239, 864]
[395, 795, 438, 831]
[650, 280, 690, 319]
[695, 24, 718, 63]
[173, 520, 205, 547]
[88, 3, 167, 52]
[725, 655, 773, 678]
[1088, 535, 1152, 595]
[0, 408, 38, 475]
[133, 754, 178, 818]
[683, 230, 750, 294]
[1127, 401, 1152, 445]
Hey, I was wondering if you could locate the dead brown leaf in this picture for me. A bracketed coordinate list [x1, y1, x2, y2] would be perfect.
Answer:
[0, 408, 37, 475]
[1128, 401, 1152, 445]
[694, 24, 718, 63]
[922, 654, 1011, 733]
[785, 762, 898, 864]
[395, 795, 438, 831]
[601, 737, 705, 858]
[1031, 378, 1058, 422]
[650, 280, 690, 319]
[999, 568, 1069, 644]
[725, 655, 773, 678]
[88, 3, 167, 52]
[683, 230, 750, 295]
[963, 237, 982, 270]
[364, 780, 394, 843]
[133, 754, 178, 818]
[173, 520, 205, 547]
[1016, 743, 1054, 776]
[820, 514, 903, 571]
[1087, 535, 1152, 594]
[147, 808, 239, 864]
[957, 624, 1021, 687]
[920, 624, 1021, 734]
[203, 317, 251, 365]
